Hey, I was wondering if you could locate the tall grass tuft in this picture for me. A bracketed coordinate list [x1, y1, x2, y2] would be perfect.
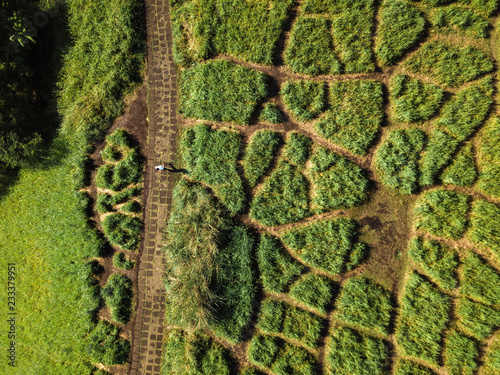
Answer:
[460, 252, 500, 306]
[444, 330, 479, 375]
[419, 130, 459, 186]
[457, 297, 500, 340]
[289, 273, 334, 314]
[281, 80, 326, 122]
[432, 6, 489, 38]
[441, 143, 477, 187]
[477, 117, 500, 197]
[468, 200, 500, 260]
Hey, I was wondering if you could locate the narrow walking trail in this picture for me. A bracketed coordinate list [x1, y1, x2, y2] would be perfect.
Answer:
[129, 0, 178, 373]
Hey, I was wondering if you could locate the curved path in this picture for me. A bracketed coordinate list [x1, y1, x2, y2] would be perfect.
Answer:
[130, 0, 177, 373]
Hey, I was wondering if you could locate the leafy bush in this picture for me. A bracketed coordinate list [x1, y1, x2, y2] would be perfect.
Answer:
[280, 80, 326, 122]
[376, 0, 426, 66]
[96, 193, 113, 214]
[240, 368, 265, 375]
[468, 200, 500, 259]
[484, 338, 500, 374]
[394, 360, 437, 375]
[282, 132, 312, 167]
[95, 164, 115, 190]
[413, 189, 469, 240]
[465, 0, 499, 17]
[110, 186, 142, 206]
[432, 6, 489, 38]
[419, 130, 459, 186]
[444, 330, 479, 375]
[405, 41, 493, 87]
[441, 143, 477, 187]
[181, 124, 245, 215]
[374, 128, 425, 194]
[436, 82, 493, 141]
[85, 320, 131, 366]
[281, 218, 366, 275]
[102, 213, 142, 250]
[477, 117, 500, 197]
[95, 150, 143, 191]
[408, 237, 458, 291]
[179, 60, 268, 125]
[285, 16, 341, 76]
[457, 297, 500, 340]
[242, 130, 282, 188]
[460, 253, 500, 306]
[257, 234, 304, 294]
[289, 273, 334, 314]
[106, 129, 133, 149]
[325, 326, 389, 375]
[335, 276, 392, 336]
[315, 80, 384, 155]
[101, 145, 122, 162]
[309, 146, 370, 212]
[390, 75, 443, 123]
[101, 274, 134, 324]
[112, 252, 135, 270]
[396, 272, 451, 365]
[259, 103, 284, 124]
[121, 200, 141, 214]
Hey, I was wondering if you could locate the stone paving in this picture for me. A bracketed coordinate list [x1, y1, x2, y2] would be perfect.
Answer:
[129, 0, 177, 373]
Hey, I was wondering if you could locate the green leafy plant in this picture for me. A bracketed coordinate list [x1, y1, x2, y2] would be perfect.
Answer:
[101, 274, 134, 324]
[441, 143, 477, 187]
[85, 320, 131, 366]
[419, 130, 459, 186]
[289, 273, 334, 314]
[281, 80, 326, 122]
[432, 6, 489, 38]
[101, 145, 122, 162]
[259, 103, 284, 124]
[96, 193, 113, 213]
[121, 200, 141, 214]
[282, 132, 312, 167]
[112, 252, 135, 270]
[102, 213, 142, 250]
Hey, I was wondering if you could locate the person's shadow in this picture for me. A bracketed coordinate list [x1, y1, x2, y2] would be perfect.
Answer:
[163, 163, 188, 174]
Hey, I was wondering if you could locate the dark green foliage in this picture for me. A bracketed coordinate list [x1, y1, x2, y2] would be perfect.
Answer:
[281, 218, 366, 275]
[441, 143, 477, 187]
[239, 368, 265, 375]
[181, 124, 245, 215]
[432, 6, 489, 38]
[394, 360, 436, 375]
[336, 277, 392, 336]
[259, 103, 283, 124]
[95, 149, 143, 191]
[102, 213, 142, 250]
[405, 41, 493, 88]
[95, 164, 115, 190]
[257, 234, 304, 294]
[390, 75, 443, 123]
[162, 329, 232, 375]
[457, 297, 500, 340]
[464, 0, 499, 17]
[106, 129, 133, 149]
[285, 16, 341, 76]
[112, 252, 135, 270]
[309, 146, 369, 212]
[460, 253, 500, 306]
[374, 128, 425, 194]
[444, 330, 479, 375]
[247, 335, 278, 369]
[179, 60, 268, 125]
[325, 326, 389, 375]
[96, 193, 113, 214]
[484, 338, 500, 373]
[414, 189, 469, 240]
[93, 369, 112, 375]
[110, 186, 143, 206]
[478, 117, 500, 197]
[101, 145, 122, 162]
[315, 80, 384, 155]
[408, 237, 458, 291]
[289, 273, 334, 314]
[121, 200, 141, 214]
[250, 161, 310, 226]
[73, 261, 103, 321]
[102, 274, 134, 324]
[242, 130, 282, 188]
[281, 80, 326, 122]
[436, 83, 493, 141]
[86, 320, 131, 366]
[376, 0, 426, 66]
[282, 132, 312, 167]
[419, 130, 459, 186]
[396, 272, 451, 365]
[468, 200, 500, 259]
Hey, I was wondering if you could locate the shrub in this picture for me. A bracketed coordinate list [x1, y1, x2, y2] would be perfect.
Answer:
[106, 129, 133, 149]
[181, 124, 245, 215]
[468, 200, 500, 259]
[315, 80, 384, 155]
[477, 117, 500, 197]
[285, 16, 341, 76]
[113, 252, 135, 270]
[282, 132, 312, 167]
[96, 193, 113, 214]
[466, 0, 499, 17]
[242, 130, 282, 187]
[110, 186, 142, 206]
[309, 146, 369, 212]
[112, 149, 144, 190]
[250, 161, 310, 226]
[394, 360, 437, 375]
[374, 128, 425, 194]
[95, 164, 115, 190]
[390, 75, 443, 123]
[121, 200, 141, 214]
[408, 237, 458, 291]
[405, 41, 493, 88]
[484, 338, 500, 373]
[441, 143, 477, 187]
[376, 0, 426, 67]
[419, 130, 459, 186]
[325, 326, 389, 375]
[413, 189, 469, 240]
[432, 6, 489, 38]
[179, 60, 268, 125]
[101, 145, 122, 162]
[280, 80, 326, 122]
[102, 213, 142, 250]
[259, 103, 284, 124]
[101, 274, 134, 324]
[460, 253, 500, 306]
[335, 276, 392, 336]
[457, 297, 500, 340]
[436, 82, 493, 141]
[444, 330, 479, 375]
[281, 218, 366, 275]
[289, 273, 334, 314]
[396, 272, 451, 365]
[85, 320, 131, 366]
[257, 234, 304, 294]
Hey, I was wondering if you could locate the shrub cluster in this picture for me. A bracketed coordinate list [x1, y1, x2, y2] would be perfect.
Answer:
[432, 6, 489, 38]
[95, 149, 143, 191]
[376, 0, 426, 67]
[441, 143, 477, 187]
[281, 80, 326, 122]
[468, 200, 500, 259]
[460, 253, 500, 306]
[477, 117, 500, 197]
[259, 103, 284, 124]
[289, 273, 334, 314]
[419, 130, 459, 186]
[444, 330, 479, 375]
[315, 79, 384, 155]
[102, 213, 142, 251]
[101, 274, 134, 324]
[457, 297, 500, 340]
[112, 252, 135, 270]
[85, 320, 131, 366]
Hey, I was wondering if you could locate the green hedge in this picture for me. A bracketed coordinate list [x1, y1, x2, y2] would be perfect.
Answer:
[477, 117, 500, 197]
[102, 274, 134, 324]
[468, 200, 500, 259]
[102, 213, 142, 250]
[419, 130, 459, 186]
[441, 143, 477, 187]
[460, 253, 500, 306]
[444, 330, 479, 375]
[289, 273, 334, 315]
[112, 252, 135, 270]
[394, 360, 436, 375]
[432, 6, 489, 38]
[85, 320, 131, 366]
[281, 80, 326, 122]
[259, 103, 283, 124]
[457, 297, 500, 340]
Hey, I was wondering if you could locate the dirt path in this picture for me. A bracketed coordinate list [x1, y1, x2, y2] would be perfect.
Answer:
[129, 0, 177, 373]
